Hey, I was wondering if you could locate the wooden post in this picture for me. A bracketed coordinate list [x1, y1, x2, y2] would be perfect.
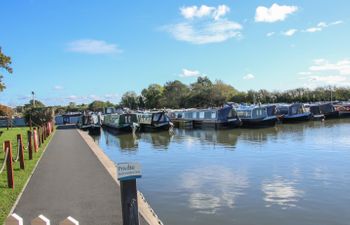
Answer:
[59, 216, 79, 225]
[4, 141, 14, 189]
[33, 128, 38, 152]
[31, 215, 50, 225]
[5, 213, 23, 225]
[41, 126, 45, 144]
[27, 130, 33, 160]
[17, 134, 25, 170]
[120, 179, 140, 225]
[37, 127, 41, 148]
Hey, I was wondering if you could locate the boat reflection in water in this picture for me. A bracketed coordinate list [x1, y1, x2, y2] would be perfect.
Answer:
[92, 119, 350, 225]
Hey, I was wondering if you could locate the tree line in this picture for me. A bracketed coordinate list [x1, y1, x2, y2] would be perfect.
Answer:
[119, 77, 350, 109]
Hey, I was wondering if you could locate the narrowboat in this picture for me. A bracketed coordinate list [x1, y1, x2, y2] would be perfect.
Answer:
[335, 103, 350, 117]
[319, 103, 339, 119]
[236, 105, 277, 128]
[137, 111, 173, 132]
[279, 103, 312, 123]
[102, 113, 139, 133]
[169, 105, 241, 129]
[308, 104, 325, 121]
[79, 113, 101, 135]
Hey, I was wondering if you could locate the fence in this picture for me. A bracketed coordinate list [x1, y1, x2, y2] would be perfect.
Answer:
[5, 213, 79, 225]
[0, 121, 55, 189]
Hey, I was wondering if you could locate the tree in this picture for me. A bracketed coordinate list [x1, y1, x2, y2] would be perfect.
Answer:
[0, 47, 13, 91]
[162, 80, 190, 108]
[88, 100, 114, 112]
[141, 84, 164, 109]
[120, 91, 139, 109]
[24, 99, 45, 110]
[211, 80, 238, 106]
[0, 104, 14, 117]
[187, 76, 214, 107]
[24, 107, 54, 126]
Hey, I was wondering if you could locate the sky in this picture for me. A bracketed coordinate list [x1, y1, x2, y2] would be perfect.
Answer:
[1, 0, 350, 106]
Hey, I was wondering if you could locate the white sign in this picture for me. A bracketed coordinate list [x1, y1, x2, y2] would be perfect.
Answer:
[117, 162, 142, 181]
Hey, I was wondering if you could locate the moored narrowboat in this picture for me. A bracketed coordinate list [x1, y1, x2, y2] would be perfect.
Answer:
[236, 105, 277, 128]
[279, 103, 312, 123]
[102, 113, 139, 133]
[319, 103, 339, 119]
[169, 105, 241, 129]
[308, 104, 325, 121]
[137, 111, 173, 132]
[334, 103, 350, 118]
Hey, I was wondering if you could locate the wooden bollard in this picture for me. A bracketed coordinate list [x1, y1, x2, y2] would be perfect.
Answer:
[33, 128, 38, 152]
[37, 127, 42, 148]
[41, 126, 45, 144]
[59, 216, 79, 225]
[17, 134, 25, 170]
[5, 213, 23, 225]
[31, 215, 50, 225]
[27, 130, 33, 160]
[4, 141, 14, 189]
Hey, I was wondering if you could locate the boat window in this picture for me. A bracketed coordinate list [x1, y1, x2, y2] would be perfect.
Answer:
[204, 111, 212, 119]
[153, 113, 161, 121]
[228, 109, 237, 118]
[252, 108, 267, 118]
[193, 112, 196, 118]
[211, 112, 216, 119]
[237, 110, 251, 119]
[185, 112, 193, 119]
[199, 112, 204, 119]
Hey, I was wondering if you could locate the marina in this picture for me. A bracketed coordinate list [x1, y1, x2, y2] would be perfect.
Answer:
[91, 119, 350, 225]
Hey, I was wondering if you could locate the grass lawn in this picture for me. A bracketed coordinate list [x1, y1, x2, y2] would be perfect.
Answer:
[0, 126, 54, 224]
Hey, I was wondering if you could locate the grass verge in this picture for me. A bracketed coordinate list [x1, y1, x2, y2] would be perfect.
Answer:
[0, 127, 54, 224]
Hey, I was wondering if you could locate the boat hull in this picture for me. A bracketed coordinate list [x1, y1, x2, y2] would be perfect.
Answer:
[241, 117, 277, 128]
[324, 111, 339, 119]
[282, 114, 312, 123]
[140, 123, 172, 132]
[102, 124, 134, 134]
[192, 119, 241, 129]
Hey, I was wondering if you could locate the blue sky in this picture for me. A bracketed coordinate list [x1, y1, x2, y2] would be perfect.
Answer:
[1, 0, 350, 106]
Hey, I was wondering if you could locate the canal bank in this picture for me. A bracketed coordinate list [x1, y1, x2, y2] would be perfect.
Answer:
[12, 125, 161, 225]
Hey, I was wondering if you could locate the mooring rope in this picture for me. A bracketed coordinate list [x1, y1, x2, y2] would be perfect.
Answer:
[12, 139, 21, 162]
[0, 147, 9, 174]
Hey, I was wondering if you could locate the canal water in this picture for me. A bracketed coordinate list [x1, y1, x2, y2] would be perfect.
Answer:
[91, 119, 350, 225]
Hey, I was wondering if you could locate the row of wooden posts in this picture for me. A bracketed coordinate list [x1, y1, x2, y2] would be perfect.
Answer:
[5, 213, 79, 225]
[2, 121, 54, 189]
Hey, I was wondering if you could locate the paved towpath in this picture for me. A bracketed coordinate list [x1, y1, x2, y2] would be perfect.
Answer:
[14, 125, 147, 225]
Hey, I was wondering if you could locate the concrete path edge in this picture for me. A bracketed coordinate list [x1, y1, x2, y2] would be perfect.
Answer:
[77, 130, 164, 225]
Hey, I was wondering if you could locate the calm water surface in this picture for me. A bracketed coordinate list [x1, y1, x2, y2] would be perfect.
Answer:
[92, 119, 350, 225]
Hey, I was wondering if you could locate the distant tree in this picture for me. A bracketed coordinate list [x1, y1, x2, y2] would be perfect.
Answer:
[0, 104, 14, 117]
[24, 107, 54, 126]
[120, 91, 139, 109]
[88, 100, 114, 112]
[141, 84, 164, 109]
[162, 80, 190, 108]
[211, 80, 238, 106]
[24, 99, 45, 110]
[187, 76, 214, 107]
[0, 47, 13, 92]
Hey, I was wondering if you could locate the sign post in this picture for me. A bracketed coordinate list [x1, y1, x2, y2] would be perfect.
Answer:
[117, 162, 141, 225]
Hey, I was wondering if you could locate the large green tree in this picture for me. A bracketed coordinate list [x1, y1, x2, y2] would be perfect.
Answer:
[187, 76, 214, 107]
[0, 47, 13, 91]
[141, 84, 164, 109]
[162, 80, 190, 108]
[120, 91, 139, 109]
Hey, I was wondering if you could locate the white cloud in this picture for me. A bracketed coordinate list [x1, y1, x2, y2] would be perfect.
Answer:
[282, 29, 298, 36]
[243, 73, 255, 80]
[179, 69, 202, 77]
[53, 85, 64, 90]
[67, 39, 122, 54]
[255, 3, 298, 23]
[309, 59, 350, 75]
[180, 5, 230, 21]
[298, 71, 312, 75]
[305, 20, 344, 33]
[266, 32, 275, 37]
[164, 5, 242, 44]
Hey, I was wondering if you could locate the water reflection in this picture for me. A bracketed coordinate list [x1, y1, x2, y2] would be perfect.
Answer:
[262, 176, 303, 209]
[181, 166, 249, 214]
